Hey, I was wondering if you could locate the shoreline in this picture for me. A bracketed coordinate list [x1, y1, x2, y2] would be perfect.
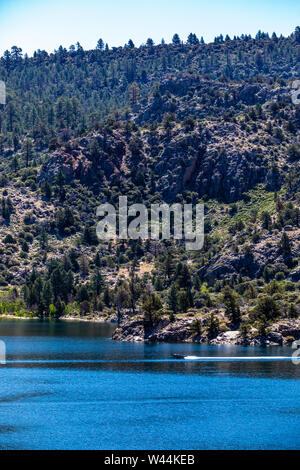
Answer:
[0, 314, 116, 323]
[112, 315, 300, 347]
[0, 314, 39, 321]
[1, 314, 299, 347]
[60, 315, 116, 323]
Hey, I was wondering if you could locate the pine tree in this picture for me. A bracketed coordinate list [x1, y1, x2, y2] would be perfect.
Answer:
[168, 283, 178, 315]
[261, 211, 272, 230]
[50, 267, 64, 300]
[39, 228, 48, 249]
[164, 252, 175, 280]
[42, 280, 54, 311]
[129, 262, 139, 314]
[76, 284, 89, 303]
[96, 38, 104, 51]
[280, 232, 291, 256]
[115, 285, 130, 324]
[94, 252, 101, 267]
[193, 275, 201, 291]
[103, 287, 111, 307]
[54, 170, 66, 201]
[288, 303, 298, 319]
[41, 181, 52, 199]
[207, 313, 220, 338]
[92, 268, 104, 296]
[178, 290, 190, 313]
[251, 296, 280, 322]
[129, 82, 140, 107]
[222, 286, 241, 324]
[55, 298, 66, 318]
[79, 255, 89, 276]
[172, 34, 181, 45]
[11, 156, 19, 172]
[83, 225, 98, 245]
[187, 33, 199, 45]
[142, 293, 162, 325]
[23, 138, 34, 167]
[146, 38, 154, 47]
[177, 264, 191, 289]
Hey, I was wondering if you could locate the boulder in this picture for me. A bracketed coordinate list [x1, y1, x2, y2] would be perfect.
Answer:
[266, 331, 283, 345]
[289, 266, 300, 281]
[210, 330, 240, 345]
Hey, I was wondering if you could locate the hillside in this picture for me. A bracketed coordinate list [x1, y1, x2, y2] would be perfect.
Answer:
[0, 29, 300, 345]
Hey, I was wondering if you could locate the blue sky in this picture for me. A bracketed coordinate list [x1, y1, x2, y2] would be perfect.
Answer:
[0, 0, 299, 56]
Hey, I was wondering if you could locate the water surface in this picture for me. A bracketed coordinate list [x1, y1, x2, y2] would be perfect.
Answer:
[0, 319, 299, 450]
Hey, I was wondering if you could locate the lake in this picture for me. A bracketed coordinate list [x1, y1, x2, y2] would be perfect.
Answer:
[0, 319, 299, 450]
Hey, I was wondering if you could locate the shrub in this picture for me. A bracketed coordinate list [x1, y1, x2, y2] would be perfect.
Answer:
[288, 304, 299, 319]
[207, 312, 220, 338]
[23, 211, 35, 225]
[80, 300, 90, 315]
[3, 234, 16, 244]
[287, 144, 300, 161]
[275, 272, 285, 281]
[240, 322, 251, 341]
[250, 296, 281, 323]
[190, 319, 203, 335]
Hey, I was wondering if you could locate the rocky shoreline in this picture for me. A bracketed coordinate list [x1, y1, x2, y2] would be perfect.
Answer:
[112, 315, 300, 347]
[60, 314, 117, 323]
[0, 313, 117, 323]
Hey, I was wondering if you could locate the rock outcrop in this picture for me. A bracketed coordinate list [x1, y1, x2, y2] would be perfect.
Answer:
[38, 150, 92, 184]
[112, 315, 300, 347]
[198, 229, 300, 284]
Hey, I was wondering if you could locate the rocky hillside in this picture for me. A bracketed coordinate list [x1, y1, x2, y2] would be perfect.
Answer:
[0, 29, 300, 345]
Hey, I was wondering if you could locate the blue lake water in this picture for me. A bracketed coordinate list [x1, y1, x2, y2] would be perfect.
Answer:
[0, 319, 299, 450]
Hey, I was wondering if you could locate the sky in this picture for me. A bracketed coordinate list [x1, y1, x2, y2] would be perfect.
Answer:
[0, 0, 299, 56]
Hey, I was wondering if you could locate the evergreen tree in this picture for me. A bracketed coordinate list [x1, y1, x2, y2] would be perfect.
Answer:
[129, 82, 140, 107]
[103, 287, 111, 307]
[168, 283, 178, 315]
[187, 33, 199, 45]
[177, 264, 191, 289]
[42, 280, 54, 312]
[142, 293, 162, 325]
[54, 170, 66, 201]
[193, 275, 201, 291]
[94, 252, 101, 267]
[288, 303, 298, 319]
[222, 286, 241, 324]
[178, 290, 190, 313]
[207, 313, 220, 338]
[261, 211, 272, 230]
[77, 284, 90, 303]
[39, 228, 48, 249]
[280, 232, 291, 256]
[146, 38, 154, 47]
[83, 225, 98, 245]
[163, 252, 175, 280]
[41, 181, 52, 199]
[23, 138, 34, 167]
[96, 38, 104, 51]
[251, 296, 280, 322]
[172, 34, 181, 45]
[92, 268, 104, 295]
[115, 285, 130, 324]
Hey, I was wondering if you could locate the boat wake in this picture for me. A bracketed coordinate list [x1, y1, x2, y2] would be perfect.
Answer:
[3, 356, 293, 364]
[180, 356, 292, 361]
